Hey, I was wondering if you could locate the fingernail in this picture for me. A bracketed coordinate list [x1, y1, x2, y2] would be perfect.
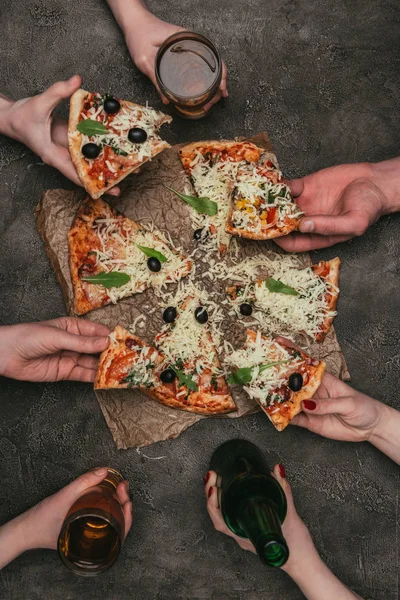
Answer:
[208, 486, 214, 498]
[203, 472, 210, 485]
[124, 480, 130, 492]
[278, 464, 286, 478]
[303, 400, 316, 410]
[92, 467, 107, 476]
[300, 220, 315, 233]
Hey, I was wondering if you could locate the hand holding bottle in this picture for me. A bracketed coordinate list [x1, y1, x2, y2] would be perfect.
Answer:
[205, 465, 362, 600]
[0, 468, 132, 570]
[0, 317, 111, 383]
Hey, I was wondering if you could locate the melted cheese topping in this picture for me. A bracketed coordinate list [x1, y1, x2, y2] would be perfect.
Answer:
[155, 296, 221, 381]
[91, 218, 191, 303]
[231, 165, 303, 232]
[224, 331, 301, 406]
[227, 260, 338, 338]
[80, 96, 167, 168]
[188, 151, 240, 253]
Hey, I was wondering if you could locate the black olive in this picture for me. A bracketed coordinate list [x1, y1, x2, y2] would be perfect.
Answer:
[288, 372, 303, 392]
[193, 228, 205, 241]
[147, 257, 161, 272]
[103, 97, 121, 114]
[128, 128, 148, 144]
[160, 368, 176, 383]
[195, 306, 208, 324]
[240, 303, 253, 316]
[163, 306, 177, 323]
[82, 143, 101, 159]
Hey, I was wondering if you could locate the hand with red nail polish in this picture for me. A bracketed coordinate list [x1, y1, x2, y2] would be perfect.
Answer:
[274, 157, 400, 252]
[204, 465, 363, 599]
[0, 469, 132, 570]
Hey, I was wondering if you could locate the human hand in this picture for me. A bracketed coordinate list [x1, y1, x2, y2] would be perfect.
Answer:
[0, 317, 110, 383]
[204, 464, 319, 578]
[18, 468, 132, 552]
[125, 12, 228, 108]
[2, 76, 120, 194]
[275, 162, 387, 251]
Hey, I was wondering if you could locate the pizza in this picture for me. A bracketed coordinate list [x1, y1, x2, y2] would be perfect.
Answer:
[69, 197, 192, 315]
[225, 329, 326, 431]
[225, 154, 303, 239]
[95, 318, 235, 415]
[227, 257, 340, 342]
[68, 89, 172, 199]
[178, 141, 264, 254]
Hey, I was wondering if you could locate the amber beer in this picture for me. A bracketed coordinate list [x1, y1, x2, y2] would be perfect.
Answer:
[210, 439, 289, 567]
[155, 31, 222, 119]
[57, 468, 125, 576]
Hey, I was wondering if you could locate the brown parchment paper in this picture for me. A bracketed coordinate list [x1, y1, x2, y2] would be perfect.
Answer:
[35, 132, 349, 449]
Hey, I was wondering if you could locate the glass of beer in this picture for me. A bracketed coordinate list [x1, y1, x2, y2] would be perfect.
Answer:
[155, 31, 222, 119]
[57, 468, 125, 576]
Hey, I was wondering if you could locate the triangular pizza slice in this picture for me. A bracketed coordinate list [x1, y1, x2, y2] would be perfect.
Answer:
[68, 197, 192, 315]
[68, 89, 172, 199]
[225, 329, 325, 431]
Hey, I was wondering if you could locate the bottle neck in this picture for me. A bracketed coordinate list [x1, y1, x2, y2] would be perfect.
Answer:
[237, 499, 289, 567]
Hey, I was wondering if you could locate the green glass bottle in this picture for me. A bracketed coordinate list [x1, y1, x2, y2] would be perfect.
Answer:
[210, 439, 289, 567]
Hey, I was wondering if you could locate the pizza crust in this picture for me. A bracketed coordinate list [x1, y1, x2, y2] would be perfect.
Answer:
[313, 257, 341, 342]
[68, 89, 172, 199]
[179, 140, 263, 168]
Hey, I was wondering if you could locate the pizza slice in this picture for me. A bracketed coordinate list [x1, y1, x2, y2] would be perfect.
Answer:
[225, 153, 303, 239]
[177, 141, 264, 254]
[69, 197, 192, 315]
[225, 329, 325, 431]
[226, 258, 340, 342]
[68, 89, 172, 199]
[95, 321, 235, 415]
[153, 295, 236, 413]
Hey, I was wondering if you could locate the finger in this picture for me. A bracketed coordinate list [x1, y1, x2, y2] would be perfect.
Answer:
[38, 74, 82, 113]
[204, 470, 218, 500]
[76, 354, 99, 370]
[60, 467, 108, 504]
[219, 62, 228, 97]
[272, 464, 295, 510]
[285, 178, 304, 198]
[51, 115, 69, 148]
[203, 90, 222, 113]
[44, 145, 82, 186]
[106, 186, 121, 196]
[49, 317, 111, 338]
[299, 214, 367, 237]
[123, 501, 133, 537]
[290, 412, 312, 429]
[116, 480, 130, 505]
[54, 328, 109, 355]
[302, 395, 356, 416]
[67, 365, 97, 382]
[274, 232, 351, 252]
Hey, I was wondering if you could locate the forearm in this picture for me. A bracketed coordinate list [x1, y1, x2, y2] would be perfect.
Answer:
[106, 0, 152, 38]
[371, 157, 400, 214]
[369, 403, 400, 464]
[0, 513, 30, 569]
[289, 555, 363, 600]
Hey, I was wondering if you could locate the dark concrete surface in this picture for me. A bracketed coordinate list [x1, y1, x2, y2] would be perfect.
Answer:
[0, 0, 399, 598]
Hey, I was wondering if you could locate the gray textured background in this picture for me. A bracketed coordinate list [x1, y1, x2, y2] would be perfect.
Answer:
[0, 0, 399, 598]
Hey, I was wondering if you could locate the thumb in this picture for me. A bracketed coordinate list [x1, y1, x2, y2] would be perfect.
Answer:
[39, 74, 82, 113]
[61, 467, 108, 504]
[303, 396, 355, 416]
[53, 328, 109, 355]
[299, 214, 363, 236]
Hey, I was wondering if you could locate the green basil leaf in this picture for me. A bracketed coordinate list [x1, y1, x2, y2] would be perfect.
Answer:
[136, 245, 167, 263]
[228, 360, 292, 386]
[82, 271, 130, 288]
[165, 185, 218, 216]
[172, 367, 199, 392]
[77, 119, 108, 136]
[265, 278, 299, 296]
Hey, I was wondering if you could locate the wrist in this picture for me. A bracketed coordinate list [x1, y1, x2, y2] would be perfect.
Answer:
[283, 544, 322, 581]
[371, 157, 400, 215]
[369, 401, 393, 446]
[0, 96, 16, 139]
